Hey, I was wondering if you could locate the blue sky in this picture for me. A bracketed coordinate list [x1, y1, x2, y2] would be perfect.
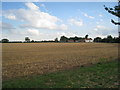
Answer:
[1, 2, 118, 41]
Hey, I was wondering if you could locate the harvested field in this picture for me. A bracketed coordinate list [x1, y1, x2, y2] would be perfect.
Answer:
[2, 43, 118, 80]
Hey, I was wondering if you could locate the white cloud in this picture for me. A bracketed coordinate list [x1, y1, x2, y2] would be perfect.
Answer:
[27, 29, 40, 36]
[95, 25, 107, 30]
[84, 13, 94, 19]
[94, 28, 98, 31]
[25, 2, 39, 11]
[40, 4, 45, 7]
[3, 2, 67, 30]
[99, 14, 103, 17]
[57, 32, 78, 38]
[40, 3, 49, 12]
[68, 18, 83, 27]
[0, 22, 15, 30]
[59, 24, 68, 30]
[93, 25, 118, 37]
[5, 14, 16, 20]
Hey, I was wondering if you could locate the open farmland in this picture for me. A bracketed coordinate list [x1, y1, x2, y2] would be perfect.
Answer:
[2, 43, 118, 80]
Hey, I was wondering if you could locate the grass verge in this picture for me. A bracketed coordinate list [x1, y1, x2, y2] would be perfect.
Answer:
[2, 60, 119, 88]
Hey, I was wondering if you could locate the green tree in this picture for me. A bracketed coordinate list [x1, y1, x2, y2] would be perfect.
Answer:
[25, 37, 30, 42]
[107, 35, 113, 39]
[55, 38, 58, 42]
[107, 35, 113, 43]
[74, 36, 79, 40]
[104, 1, 120, 39]
[85, 35, 88, 39]
[31, 40, 34, 42]
[104, 1, 120, 25]
[1, 39, 9, 43]
[60, 36, 68, 42]
[94, 37, 102, 42]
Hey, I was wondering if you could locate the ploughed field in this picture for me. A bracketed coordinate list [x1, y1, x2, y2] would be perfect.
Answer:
[2, 43, 118, 80]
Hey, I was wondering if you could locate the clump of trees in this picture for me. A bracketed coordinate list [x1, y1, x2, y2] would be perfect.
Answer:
[25, 37, 30, 43]
[24, 37, 59, 43]
[1, 39, 9, 43]
[60, 36, 68, 42]
[94, 35, 120, 43]
[59, 35, 90, 42]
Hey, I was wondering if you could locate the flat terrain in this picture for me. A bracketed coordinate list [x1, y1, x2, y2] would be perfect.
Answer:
[2, 43, 118, 80]
[3, 60, 119, 88]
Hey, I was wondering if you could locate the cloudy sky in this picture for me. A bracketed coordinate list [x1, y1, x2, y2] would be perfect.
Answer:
[1, 2, 118, 41]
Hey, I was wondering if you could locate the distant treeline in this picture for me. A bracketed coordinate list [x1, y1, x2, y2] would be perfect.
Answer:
[0, 35, 120, 43]
[93, 35, 120, 43]
[0, 40, 57, 43]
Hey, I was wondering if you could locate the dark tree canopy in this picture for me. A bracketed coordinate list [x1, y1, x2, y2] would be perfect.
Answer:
[104, 1, 120, 25]
[85, 35, 88, 39]
[94, 37, 102, 42]
[55, 38, 58, 42]
[93, 35, 120, 43]
[31, 40, 34, 42]
[2, 39, 9, 43]
[60, 36, 68, 42]
[25, 37, 30, 42]
[107, 35, 113, 39]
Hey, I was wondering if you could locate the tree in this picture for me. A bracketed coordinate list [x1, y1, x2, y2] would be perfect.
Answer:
[94, 37, 102, 42]
[55, 38, 58, 42]
[74, 36, 79, 40]
[1, 39, 9, 43]
[25, 37, 30, 42]
[104, 1, 120, 42]
[113, 37, 120, 43]
[107, 35, 113, 39]
[104, 1, 120, 25]
[60, 36, 68, 42]
[106, 35, 113, 43]
[31, 40, 34, 42]
[85, 35, 88, 39]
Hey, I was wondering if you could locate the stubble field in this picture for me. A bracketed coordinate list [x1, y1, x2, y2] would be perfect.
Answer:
[2, 43, 118, 80]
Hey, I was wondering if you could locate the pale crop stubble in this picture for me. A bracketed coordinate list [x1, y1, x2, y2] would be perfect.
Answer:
[2, 43, 118, 80]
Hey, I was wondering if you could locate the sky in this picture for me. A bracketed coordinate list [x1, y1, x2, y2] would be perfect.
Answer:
[1, 2, 118, 41]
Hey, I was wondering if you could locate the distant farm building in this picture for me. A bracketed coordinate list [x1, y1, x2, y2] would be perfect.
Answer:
[68, 39, 74, 43]
[85, 38, 93, 42]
